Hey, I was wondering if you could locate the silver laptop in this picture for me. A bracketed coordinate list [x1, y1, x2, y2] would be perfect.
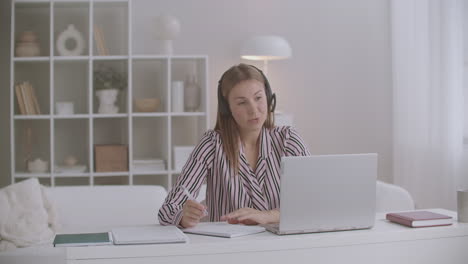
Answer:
[265, 154, 377, 235]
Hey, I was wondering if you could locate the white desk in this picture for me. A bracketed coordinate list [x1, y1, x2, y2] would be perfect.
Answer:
[65, 209, 468, 264]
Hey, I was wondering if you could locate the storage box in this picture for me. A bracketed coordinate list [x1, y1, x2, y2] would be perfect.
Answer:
[94, 145, 128, 172]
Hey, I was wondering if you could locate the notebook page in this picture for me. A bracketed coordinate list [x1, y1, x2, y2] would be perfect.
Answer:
[183, 222, 265, 238]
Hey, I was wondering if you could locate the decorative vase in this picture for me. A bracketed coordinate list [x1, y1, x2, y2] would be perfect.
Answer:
[16, 31, 41, 57]
[184, 75, 200, 112]
[96, 89, 119, 114]
[16, 42, 40, 57]
[56, 24, 85, 56]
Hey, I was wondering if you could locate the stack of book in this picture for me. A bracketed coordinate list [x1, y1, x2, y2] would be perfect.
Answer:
[386, 211, 453, 228]
[14, 81, 41, 115]
[133, 159, 166, 172]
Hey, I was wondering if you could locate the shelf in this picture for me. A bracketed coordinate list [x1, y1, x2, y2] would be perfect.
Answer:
[14, 115, 51, 119]
[53, 56, 89, 61]
[15, 173, 50, 178]
[132, 113, 169, 117]
[92, 56, 129, 60]
[11, 0, 208, 188]
[92, 113, 128, 119]
[13, 57, 50, 62]
[54, 173, 90, 177]
[53, 114, 90, 119]
[93, 172, 129, 177]
[171, 112, 206, 116]
[132, 170, 170, 175]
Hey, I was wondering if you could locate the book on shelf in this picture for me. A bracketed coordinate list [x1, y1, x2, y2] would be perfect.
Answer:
[15, 81, 41, 115]
[14, 84, 26, 115]
[29, 82, 41, 114]
[53, 232, 112, 247]
[93, 25, 109, 56]
[386, 211, 453, 228]
[183, 222, 266, 238]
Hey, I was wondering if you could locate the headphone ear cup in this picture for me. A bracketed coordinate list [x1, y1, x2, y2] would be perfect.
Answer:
[218, 81, 230, 116]
[270, 93, 276, 113]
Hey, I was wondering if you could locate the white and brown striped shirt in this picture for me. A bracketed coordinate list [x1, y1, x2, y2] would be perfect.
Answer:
[158, 126, 311, 226]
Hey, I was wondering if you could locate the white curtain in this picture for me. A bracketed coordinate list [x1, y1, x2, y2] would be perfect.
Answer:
[391, 0, 464, 210]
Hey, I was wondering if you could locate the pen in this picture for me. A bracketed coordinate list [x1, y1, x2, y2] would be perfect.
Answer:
[181, 186, 208, 216]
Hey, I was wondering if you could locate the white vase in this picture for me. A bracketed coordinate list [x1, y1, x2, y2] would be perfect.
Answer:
[96, 89, 119, 114]
[171, 81, 184, 112]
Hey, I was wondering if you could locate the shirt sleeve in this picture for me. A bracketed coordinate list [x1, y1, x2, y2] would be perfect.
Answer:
[158, 130, 216, 226]
[284, 126, 311, 156]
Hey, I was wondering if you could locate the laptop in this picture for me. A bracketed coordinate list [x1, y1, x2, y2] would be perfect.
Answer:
[265, 153, 377, 235]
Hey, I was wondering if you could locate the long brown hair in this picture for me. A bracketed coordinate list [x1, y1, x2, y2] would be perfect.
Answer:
[214, 63, 275, 175]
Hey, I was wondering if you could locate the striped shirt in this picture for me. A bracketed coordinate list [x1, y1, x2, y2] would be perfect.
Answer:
[158, 126, 311, 226]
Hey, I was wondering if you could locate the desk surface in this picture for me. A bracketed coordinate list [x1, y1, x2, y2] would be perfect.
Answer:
[65, 209, 468, 263]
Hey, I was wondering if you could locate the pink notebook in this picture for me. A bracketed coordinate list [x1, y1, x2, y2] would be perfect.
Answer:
[386, 211, 452, 228]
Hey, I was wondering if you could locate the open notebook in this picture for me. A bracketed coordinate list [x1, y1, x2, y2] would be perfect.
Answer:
[111, 225, 188, 245]
[183, 222, 266, 238]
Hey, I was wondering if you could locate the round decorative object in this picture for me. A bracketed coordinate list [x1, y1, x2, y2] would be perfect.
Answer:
[56, 24, 85, 56]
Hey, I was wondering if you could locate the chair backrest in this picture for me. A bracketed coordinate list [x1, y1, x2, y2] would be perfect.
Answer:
[376, 181, 415, 212]
[46, 185, 167, 232]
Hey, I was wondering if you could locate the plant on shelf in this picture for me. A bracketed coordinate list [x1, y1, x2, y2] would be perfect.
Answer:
[93, 66, 127, 114]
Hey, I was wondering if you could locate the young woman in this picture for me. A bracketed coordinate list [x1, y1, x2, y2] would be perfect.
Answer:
[158, 63, 310, 228]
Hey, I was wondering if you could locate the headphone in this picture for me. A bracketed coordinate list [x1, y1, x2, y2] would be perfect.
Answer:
[217, 64, 276, 117]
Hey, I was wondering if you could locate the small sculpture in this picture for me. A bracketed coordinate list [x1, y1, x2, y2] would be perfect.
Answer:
[16, 31, 40, 57]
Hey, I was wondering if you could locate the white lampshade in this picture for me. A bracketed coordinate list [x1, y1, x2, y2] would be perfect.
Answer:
[240, 35, 292, 61]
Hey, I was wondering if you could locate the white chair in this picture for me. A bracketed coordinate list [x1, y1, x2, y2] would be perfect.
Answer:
[376, 180, 415, 212]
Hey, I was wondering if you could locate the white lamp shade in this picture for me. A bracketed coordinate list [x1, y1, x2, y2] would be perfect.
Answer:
[240, 35, 292, 61]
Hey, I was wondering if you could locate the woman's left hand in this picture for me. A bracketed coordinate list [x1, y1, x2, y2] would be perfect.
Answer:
[220, 208, 279, 225]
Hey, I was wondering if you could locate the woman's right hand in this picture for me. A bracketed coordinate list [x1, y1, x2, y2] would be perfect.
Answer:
[180, 200, 207, 228]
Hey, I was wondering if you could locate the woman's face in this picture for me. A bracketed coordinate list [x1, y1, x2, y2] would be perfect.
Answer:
[227, 79, 268, 134]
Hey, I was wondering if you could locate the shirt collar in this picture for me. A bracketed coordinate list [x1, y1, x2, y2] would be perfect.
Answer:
[238, 126, 272, 160]
[258, 126, 272, 160]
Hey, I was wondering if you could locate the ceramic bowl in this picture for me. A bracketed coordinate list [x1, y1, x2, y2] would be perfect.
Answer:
[134, 98, 160, 112]
[28, 159, 48, 173]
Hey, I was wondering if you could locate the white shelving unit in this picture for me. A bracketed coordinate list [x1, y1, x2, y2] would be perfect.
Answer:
[10, 0, 209, 190]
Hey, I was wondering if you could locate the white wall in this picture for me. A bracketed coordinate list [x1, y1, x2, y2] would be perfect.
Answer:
[0, 0, 393, 186]
[133, 0, 393, 182]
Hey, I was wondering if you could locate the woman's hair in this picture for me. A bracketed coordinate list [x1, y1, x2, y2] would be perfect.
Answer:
[214, 63, 275, 175]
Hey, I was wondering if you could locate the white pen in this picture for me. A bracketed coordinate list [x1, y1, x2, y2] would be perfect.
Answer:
[181, 186, 208, 216]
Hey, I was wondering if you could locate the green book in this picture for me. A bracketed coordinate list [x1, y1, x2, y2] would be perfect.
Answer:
[53, 232, 112, 247]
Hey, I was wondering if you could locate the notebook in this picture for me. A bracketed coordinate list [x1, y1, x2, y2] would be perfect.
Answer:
[111, 225, 188, 245]
[53, 232, 112, 247]
[183, 222, 266, 238]
[386, 211, 453, 227]
[265, 154, 377, 235]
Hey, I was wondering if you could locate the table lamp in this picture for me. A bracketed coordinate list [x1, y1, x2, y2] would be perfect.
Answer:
[240, 35, 292, 75]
